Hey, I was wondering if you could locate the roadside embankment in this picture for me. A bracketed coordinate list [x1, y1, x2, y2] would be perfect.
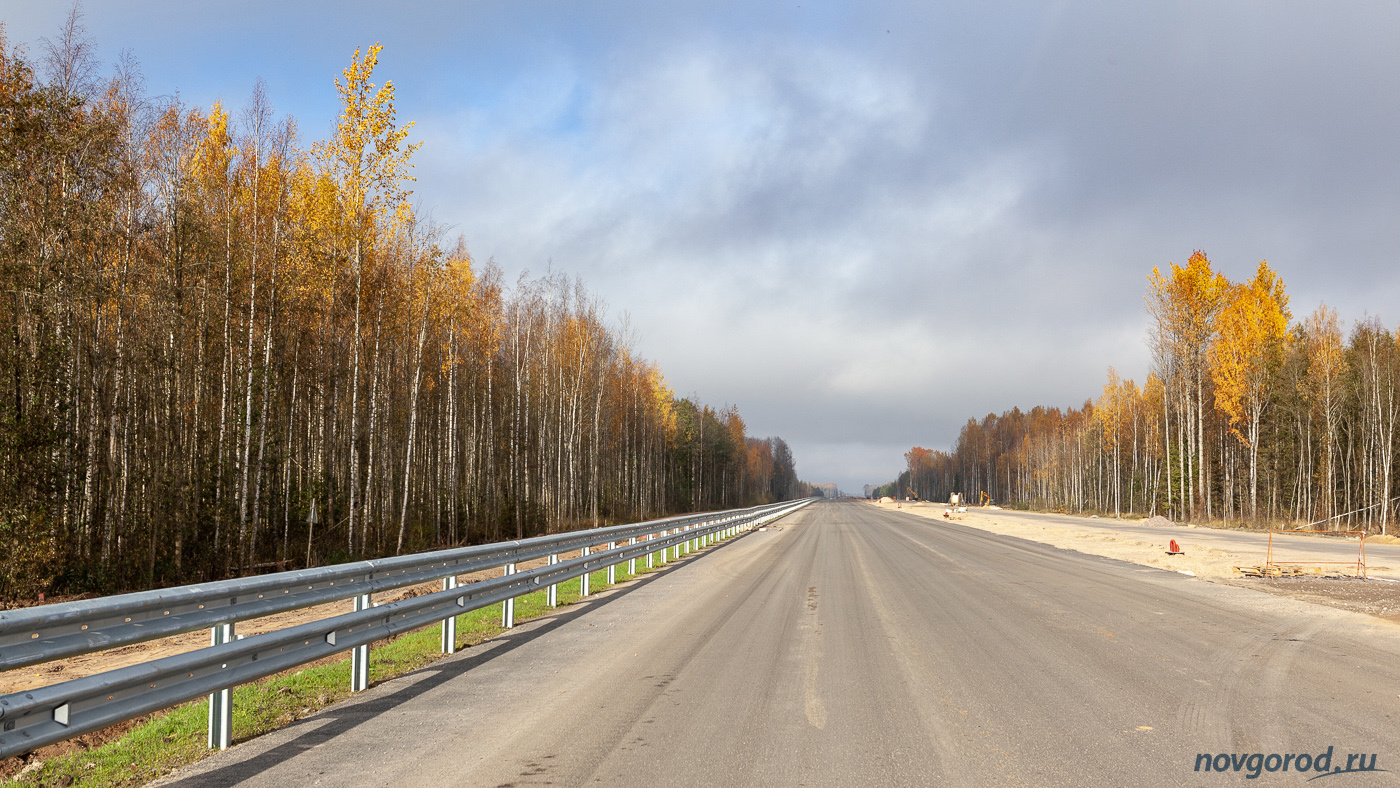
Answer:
[866, 500, 1400, 623]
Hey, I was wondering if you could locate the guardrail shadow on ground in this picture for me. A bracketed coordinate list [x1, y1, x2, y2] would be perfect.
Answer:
[0, 500, 814, 761]
[153, 565, 680, 788]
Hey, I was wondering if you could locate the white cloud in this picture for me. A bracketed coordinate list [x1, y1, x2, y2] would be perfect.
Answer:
[17, 0, 1400, 492]
[410, 39, 1156, 491]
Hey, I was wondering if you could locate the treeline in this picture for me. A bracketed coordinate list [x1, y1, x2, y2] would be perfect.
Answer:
[0, 22, 806, 599]
[887, 252, 1398, 533]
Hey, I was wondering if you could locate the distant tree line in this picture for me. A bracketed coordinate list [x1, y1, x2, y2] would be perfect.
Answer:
[883, 252, 1398, 533]
[0, 19, 807, 600]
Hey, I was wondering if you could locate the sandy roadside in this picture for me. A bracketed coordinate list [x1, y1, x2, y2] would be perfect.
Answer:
[866, 500, 1400, 623]
[866, 499, 1394, 578]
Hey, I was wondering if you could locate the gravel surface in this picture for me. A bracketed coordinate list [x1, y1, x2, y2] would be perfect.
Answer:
[1223, 575, 1400, 623]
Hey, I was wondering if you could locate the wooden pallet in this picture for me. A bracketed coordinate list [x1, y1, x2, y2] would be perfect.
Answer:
[1234, 565, 1321, 578]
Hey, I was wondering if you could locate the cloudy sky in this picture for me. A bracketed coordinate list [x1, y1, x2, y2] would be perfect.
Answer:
[4, 2, 1399, 493]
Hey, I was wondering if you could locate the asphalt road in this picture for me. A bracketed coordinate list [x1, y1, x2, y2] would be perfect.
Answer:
[159, 501, 1400, 787]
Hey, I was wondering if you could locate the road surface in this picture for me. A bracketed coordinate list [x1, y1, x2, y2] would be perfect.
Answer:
[158, 501, 1400, 787]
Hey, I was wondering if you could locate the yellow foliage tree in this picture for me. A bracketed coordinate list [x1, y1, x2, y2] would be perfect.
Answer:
[1145, 250, 1231, 519]
[1300, 304, 1347, 522]
[315, 43, 420, 231]
[312, 43, 421, 552]
[1210, 261, 1290, 518]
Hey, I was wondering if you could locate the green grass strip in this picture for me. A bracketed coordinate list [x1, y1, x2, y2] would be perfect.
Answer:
[6, 534, 727, 787]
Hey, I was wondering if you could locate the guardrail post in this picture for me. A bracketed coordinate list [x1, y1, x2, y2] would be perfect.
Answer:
[207, 623, 234, 750]
[0, 501, 817, 762]
[350, 593, 370, 692]
[581, 546, 591, 596]
[441, 576, 458, 653]
[547, 553, 559, 606]
[502, 563, 516, 628]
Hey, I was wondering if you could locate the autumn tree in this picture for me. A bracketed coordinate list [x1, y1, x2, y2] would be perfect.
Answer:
[0, 29, 804, 602]
[1299, 305, 1347, 524]
[1351, 319, 1399, 535]
[897, 255, 1396, 533]
[313, 43, 420, 556]
[1145, 251, 1230, 520]
[1210, 262, 1290, 519]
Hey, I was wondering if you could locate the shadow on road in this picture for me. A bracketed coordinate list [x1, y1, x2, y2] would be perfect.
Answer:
[156, 541, 733, 787]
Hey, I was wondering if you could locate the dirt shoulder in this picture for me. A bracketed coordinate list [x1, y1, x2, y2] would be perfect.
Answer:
[869, 500, 1400, 624]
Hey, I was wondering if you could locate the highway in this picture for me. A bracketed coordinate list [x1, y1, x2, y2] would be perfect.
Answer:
[159, 501, 1400, 787]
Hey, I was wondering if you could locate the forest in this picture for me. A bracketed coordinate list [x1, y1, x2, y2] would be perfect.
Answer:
[883, 252, 1398, 534]
[0, 22, 809, 601]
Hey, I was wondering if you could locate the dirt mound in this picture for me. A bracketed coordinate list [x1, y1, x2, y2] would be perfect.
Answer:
[1141, 516, 1176, 528]
[1368, 534, 1400, 545]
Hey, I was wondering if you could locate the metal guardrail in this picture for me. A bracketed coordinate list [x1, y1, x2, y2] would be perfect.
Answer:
[0, 498, 814, 758]
[2, 508, 752, 671]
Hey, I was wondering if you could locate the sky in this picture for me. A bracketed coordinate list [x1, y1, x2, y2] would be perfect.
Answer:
[3, 2, 1399, 494]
